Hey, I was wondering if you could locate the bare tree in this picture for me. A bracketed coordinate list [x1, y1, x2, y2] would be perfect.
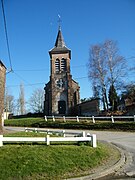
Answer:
[129, 56, 135, 83]
[4, 88, 15, 114]
[28, 88, 44, 113]
[18, 83, 25, 115]
[104, 40, 126, 87]
[104, 40, 126, 111]
[88, 44, 108, 111]
[88, 40, 126, 111]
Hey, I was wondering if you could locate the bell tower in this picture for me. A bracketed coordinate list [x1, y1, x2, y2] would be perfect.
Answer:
[44, 27, 80, 115]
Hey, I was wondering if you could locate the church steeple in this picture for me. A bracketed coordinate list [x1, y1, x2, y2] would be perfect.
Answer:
[49, 27, 71, 59]
[44, 24, 80, 116]
[55, 29, 65, 48]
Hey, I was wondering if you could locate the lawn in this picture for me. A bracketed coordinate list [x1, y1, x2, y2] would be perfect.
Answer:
[4, 118, 44, 127]
[0, 132, 120, 180]
[4, 117, 135, 131]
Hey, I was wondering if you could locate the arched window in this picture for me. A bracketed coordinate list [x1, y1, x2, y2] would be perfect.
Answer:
[61, 58, 67, 71]
[55, 59, 60, 72]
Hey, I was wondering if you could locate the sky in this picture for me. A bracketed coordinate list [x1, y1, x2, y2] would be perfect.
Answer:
[0, 0, 135, 106]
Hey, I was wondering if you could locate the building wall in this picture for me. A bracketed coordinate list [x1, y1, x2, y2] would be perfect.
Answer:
[44, 75, 80, 115]
[0, 61, 6, 133]
[77, 99, 100, 116]
[44, 52, 80, 115]
[51, 52, 69, 115]
[44, 29, 80, 116]
[3, 112, 10, 120]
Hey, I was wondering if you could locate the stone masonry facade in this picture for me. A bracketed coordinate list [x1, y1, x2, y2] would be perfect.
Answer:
[0, 60, 6, 133]
[44, 28, 80, 115]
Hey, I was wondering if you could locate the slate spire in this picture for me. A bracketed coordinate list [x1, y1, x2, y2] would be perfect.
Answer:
[49, 25, 71, 59]
[55, 29, 66, 48]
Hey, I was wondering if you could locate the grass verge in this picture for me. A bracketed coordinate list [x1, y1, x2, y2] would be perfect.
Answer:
[4, 131, 57, 137]
[4, 117, 135, 131]
[0, 138, 119, 180]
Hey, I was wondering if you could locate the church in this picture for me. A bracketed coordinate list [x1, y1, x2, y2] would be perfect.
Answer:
[44, 27, 80, 115]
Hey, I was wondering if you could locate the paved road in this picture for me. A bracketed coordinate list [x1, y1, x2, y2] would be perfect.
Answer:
[4, 127, 135, 179]
[90, 130, 135, 179]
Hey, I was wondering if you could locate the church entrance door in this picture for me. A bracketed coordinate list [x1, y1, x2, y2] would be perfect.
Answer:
[58, 101, 66, 114]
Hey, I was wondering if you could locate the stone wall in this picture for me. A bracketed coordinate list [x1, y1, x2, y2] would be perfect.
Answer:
[77, 99, 100, 116]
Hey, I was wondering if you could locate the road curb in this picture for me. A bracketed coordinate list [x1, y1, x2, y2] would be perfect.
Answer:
[67, 142, 126, 180]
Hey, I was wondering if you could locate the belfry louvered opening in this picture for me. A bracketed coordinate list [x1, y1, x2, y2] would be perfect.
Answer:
[55, 59, 60, 72]
[61, 58, 67, 71]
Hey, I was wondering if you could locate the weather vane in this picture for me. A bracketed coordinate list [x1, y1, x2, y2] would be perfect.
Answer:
[58, 14, 62, 30]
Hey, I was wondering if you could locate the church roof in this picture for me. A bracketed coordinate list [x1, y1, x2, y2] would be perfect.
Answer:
[49, 28, 71, 58]
[55, 29, 66, 48]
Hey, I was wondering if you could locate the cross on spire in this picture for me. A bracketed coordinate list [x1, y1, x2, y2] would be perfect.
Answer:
[58, 14, 62, 30]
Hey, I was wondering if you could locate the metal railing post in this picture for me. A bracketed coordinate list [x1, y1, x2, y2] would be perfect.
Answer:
[62, 130, 65, 137]
[92, 116, 95, 123]
[44, 115, 47, 121]
[82, 131, 85, 137]
[52, 116, 55, 122]
[63, 116, 66, 122]
[91, 134, 97, 148]
[111, 116, 114, 123]
[0, 135, 3, 147]
[76, 116, 79, 122]
[46, 135, 50, 145]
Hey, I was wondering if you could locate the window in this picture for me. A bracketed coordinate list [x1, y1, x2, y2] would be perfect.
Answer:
[61, 58, 67, 71]
[55, 59, 60, 72]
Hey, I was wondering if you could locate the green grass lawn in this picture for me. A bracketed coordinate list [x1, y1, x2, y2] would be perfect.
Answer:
[4, 118, 44, 127]
[4, 117, 135, 131]
[4, 131, 54, 137]
[0, 132, 119, 180]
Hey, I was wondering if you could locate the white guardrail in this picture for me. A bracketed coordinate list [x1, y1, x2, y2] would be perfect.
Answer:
[0, 133, 97, 148]
[44, 115, 135, 123]
[25, 128, 86, 137]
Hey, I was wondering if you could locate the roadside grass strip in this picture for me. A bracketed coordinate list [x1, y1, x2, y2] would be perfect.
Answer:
[0, 141, 117, 180]
[5, 117, 135, 131]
